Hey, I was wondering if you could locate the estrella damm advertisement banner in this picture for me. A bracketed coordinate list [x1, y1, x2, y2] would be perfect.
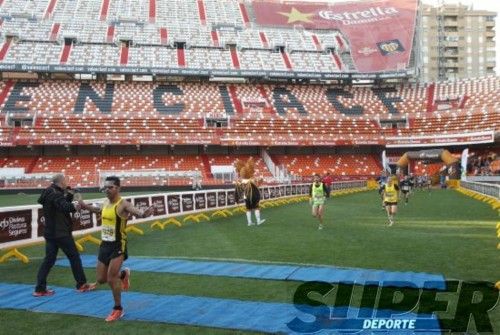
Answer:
[251, 0, 418, 73]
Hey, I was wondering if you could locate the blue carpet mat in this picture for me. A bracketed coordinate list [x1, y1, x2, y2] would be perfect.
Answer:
[0, 283, 441, 334]
[57, 255, 446, 289]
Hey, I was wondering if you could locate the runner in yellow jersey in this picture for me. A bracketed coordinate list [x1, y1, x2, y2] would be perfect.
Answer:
[309, 174, 329, 230]
[81, 176, 153, 322]
[382, 175, 400, 226]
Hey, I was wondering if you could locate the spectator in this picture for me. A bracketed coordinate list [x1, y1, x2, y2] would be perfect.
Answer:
[467, 151, 499, 176]
[34, 174, 95, 296]
[322, 172, 333, 198]
[192, 176, 202, 190]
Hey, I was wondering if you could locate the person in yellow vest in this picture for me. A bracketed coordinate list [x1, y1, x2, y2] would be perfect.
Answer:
[383, 175, 400, 226]
[80, 176, 153, 322]
[309, 173, 329, 230]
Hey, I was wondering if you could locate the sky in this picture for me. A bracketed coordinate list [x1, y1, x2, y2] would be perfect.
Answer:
[289, 0, 500, 74]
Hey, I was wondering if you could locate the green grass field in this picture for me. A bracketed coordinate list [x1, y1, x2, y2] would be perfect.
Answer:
[0, 189, 498, 334]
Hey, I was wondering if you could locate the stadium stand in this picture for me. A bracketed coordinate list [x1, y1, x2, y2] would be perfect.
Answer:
[467, 150, 500, 176]
[0, 0, 498, 189]
[0, 80, 497, 140]
[0, 79, 496, 176]
[1, 155, 209, 187]
[0, 153, 384, 187]
[0, 0, 354, 72]
[1, 156, 38, 170]
[272, 154, 381, 178]
[1, 79, 500, 118]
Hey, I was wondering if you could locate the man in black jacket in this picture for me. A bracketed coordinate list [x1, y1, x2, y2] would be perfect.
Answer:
[34, 174, 95, 296]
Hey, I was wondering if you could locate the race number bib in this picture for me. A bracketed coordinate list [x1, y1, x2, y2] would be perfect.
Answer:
[101, 225, 116, 241]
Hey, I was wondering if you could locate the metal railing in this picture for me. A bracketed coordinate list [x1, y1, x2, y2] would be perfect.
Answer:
[460, 180, 500, 199]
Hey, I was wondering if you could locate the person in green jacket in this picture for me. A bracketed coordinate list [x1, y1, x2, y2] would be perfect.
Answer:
[309, 174, 329, 230]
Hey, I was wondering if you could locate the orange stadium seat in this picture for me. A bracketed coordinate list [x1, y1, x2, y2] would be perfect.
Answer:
[0, 79, 497, 150]
[273, 154, 381, 178]
[0, 0, 498, 191]
[2, 155, 208, 187]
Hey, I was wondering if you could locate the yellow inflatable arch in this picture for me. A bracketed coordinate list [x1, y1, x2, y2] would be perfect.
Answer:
[396, 149, 458, 169]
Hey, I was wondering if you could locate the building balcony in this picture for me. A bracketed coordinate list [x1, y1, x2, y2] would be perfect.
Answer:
[443, 41, 458, 47]
[444, 60, 459, 67]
